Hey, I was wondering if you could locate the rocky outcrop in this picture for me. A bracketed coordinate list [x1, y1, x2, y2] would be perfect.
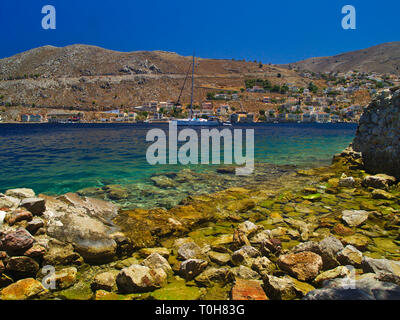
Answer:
[352, 88, 400, 178]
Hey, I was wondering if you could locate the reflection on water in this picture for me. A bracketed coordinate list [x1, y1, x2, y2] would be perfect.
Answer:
[0, 123, 357, 198]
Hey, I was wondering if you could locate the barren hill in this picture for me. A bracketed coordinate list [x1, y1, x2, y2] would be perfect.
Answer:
[286, 42, 400, 75]
[0, 44, 310, 112]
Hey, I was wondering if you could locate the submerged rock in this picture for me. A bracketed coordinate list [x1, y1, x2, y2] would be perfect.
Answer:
[342, 210, 369, 227]
[194, 267, 229, 286]
[46, 267, 78, 290]
[262, 275, 297, 300]
[227, 265, 260, 281]
[91, 270, 119, 292]
[231, 278, 268, 300]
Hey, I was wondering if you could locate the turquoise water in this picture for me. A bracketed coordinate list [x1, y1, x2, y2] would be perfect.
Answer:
[0, 123, 357, 196]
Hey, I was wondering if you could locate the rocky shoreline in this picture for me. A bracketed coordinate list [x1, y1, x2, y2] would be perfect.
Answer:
[1, 152, 400, 300]
[1, 89, 400, 301]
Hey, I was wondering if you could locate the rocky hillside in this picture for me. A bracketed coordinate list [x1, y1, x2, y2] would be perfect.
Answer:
[0, 44, 308, 111]
[286, 42, 400, 75]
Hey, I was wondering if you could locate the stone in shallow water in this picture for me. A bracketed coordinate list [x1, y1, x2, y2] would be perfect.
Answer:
[251, 256, 275, 277]
[177, 242, 204, 260]
[116, 264, 167, 293]
[180, 259, 208, 281]
[91, 270, 119, 292]
[0, 278, 46, 300]
[342, 234, 370, 250]
[194, 267, 229, 286]
[342, 210, 369, 227]
[208, 251, 231, 266]
[227, 265, 260, 281]
[262, 275, 297, 300]
[372, 189, 395, 200]
[151, 279, 202, 300]
[231, 278, 268, 300]
[231, 246, 260, 267]
[139, 247, 170, 258]
[313, 266, 352, 287]
[58, 281, 93, 300]
[318, 236, 344, 270]
[46, 267, 78, 290]
[362, 174, 396, 189]
[277, 251, 323, 282]
[141, 253, 172, 275]
[337, 245, 363, 267]
[333, 223, 355, 236]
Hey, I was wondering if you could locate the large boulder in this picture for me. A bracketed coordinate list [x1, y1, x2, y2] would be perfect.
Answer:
[42, 194, 120, 264]
[20, 197, 46, 216]
[0, 278, 46, 300]
[352, 89, 400, 179]
[278, 251, 323, 281]
[5, 189, 35, 199]
[5, 256, 39, 278]
[362, 174, 396, 189]
[116, 264, 167, 293]
[0, 228, 35, 255]
[362, 257, 400, 285]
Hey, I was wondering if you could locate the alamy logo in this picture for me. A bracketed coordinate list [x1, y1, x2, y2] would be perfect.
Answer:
[42, 5, 56, 30]
[341, 5, 356, 30]
[146, 122, 254, 175]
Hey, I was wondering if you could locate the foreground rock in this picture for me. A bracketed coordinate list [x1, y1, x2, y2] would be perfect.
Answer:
[42, 193, 120, 264]
[116, 264, 167, 293]
[278, 251, 323, 281]
[0, 278, 46, 300]
[0, 228, 35, 255]
[341, 210, 369, 227]
[231, 278, 268, 300]
[180, 259, 208, 280]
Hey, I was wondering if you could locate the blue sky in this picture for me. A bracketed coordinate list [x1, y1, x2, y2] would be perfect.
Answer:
[0, 0, 399, 63]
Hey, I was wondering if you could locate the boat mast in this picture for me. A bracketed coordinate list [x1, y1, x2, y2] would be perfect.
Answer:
[190, 52, 195, 119]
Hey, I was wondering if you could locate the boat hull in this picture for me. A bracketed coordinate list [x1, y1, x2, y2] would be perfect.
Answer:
[171, 119, 220, 126]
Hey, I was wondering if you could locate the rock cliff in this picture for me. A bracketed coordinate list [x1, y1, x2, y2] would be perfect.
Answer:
[352, 87, 400, 178]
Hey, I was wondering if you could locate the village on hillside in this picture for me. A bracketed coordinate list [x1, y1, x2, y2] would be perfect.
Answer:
[1, 69, 398, 124]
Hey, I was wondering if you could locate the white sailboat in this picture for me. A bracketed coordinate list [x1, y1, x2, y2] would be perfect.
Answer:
[170, 53, 220, 127]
